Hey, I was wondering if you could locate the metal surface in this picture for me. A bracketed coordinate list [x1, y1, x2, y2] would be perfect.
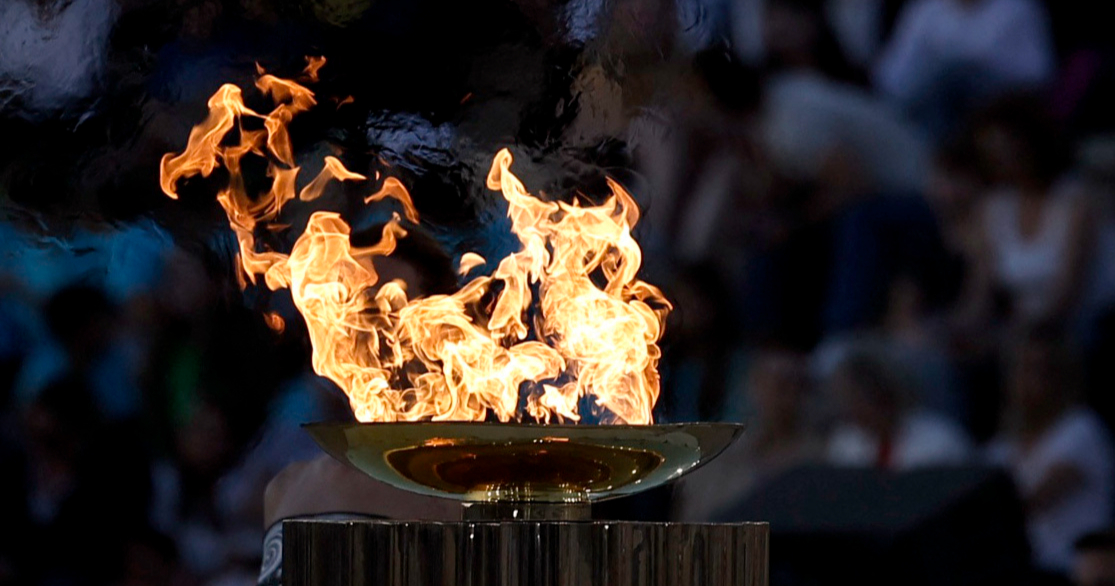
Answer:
[283, 518, 769, 586]
[460, 501, 592, 521]
[303, 421, 746, 506]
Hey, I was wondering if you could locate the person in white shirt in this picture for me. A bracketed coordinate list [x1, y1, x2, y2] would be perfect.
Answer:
[757, 0, 931, 195]
[825, 347, 971, 470]
[988, 327, 1115, 574]
[874, 0, 1054, 138]
[955, 95, 1094, 332]
[763, 71, 931, 196]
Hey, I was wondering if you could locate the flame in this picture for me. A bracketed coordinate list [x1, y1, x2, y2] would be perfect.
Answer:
[159, 58, 671, 424]
[264, 311, 286, 334]
[303, 56, 327, 82]
[457, 252, 486, 277]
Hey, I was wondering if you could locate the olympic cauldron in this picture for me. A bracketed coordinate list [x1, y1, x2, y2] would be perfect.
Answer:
[284, 420, 768, 586]
[155, 57, 768, 586]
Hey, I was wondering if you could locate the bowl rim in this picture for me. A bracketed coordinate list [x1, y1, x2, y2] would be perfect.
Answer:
[301, 420, 747, 431]
[300, 419, 748, 505]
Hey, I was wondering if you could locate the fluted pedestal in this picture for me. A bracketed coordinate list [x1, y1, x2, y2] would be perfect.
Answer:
[283, 519, 768, 586]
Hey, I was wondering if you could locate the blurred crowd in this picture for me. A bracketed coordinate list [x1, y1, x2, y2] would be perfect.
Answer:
[655, 0, 1115, 585]
[3, 0, 1115, 585]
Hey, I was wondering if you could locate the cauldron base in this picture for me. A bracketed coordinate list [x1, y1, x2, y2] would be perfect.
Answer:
[283, 518, 768, 586]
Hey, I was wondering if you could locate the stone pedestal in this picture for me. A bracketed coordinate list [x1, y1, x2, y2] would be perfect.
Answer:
[283, 519, 768, 586]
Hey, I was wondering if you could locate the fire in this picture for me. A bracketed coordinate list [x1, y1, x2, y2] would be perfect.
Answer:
[263, 311, 286, 334]
[159, 58, 671, 424]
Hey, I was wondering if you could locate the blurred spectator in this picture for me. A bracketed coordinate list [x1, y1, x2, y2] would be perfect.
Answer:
[635, 48, 766, 411]
[816, 273, 965, 424]
[5, 284, 143, 422]
[821, 188, 951, 335]
[927, 136, 986, 275]
[672, 349, 822, 521]
[875, 0, 1055, 139]
[730, 0, 894, 69]
[658, 264, 745, 421]
[1074, 137, 1115, 345]
[957, 94, 1093, 332]
[924, 136, 1012, 440]
[761, 66, 930, 196]
[741, 0, 945, 342]
[44, 285, 142, 420]
[114, 526, 192, 586]
[880, 273, 965, 418]
[826, 347, 971, 469]
[761, 0, 865, 85]
[1074, 531, 1115, 586]
[759, 0, 929, 193]
[1073, 137, 1115, 433]
[5, 377, 152, 585]
[825, 0, 887, 68]
[149, 398, 239, 580]
[637, 46, 763, 281]
[987, 326, 1115, 574]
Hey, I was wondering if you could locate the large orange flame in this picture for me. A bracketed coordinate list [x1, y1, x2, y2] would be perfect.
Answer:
[159, 58, 671, 424]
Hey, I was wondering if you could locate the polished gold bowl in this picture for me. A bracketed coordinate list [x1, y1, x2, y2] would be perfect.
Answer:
[304, 421, 744, 507]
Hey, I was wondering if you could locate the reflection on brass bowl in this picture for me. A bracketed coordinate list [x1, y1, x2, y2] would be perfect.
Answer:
[303, 421, 745, 505]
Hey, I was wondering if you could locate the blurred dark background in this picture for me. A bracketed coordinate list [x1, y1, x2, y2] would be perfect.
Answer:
[4, 0, 1115, 584]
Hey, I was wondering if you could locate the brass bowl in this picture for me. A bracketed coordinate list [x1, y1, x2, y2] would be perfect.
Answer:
[304, 421, 745, 505]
